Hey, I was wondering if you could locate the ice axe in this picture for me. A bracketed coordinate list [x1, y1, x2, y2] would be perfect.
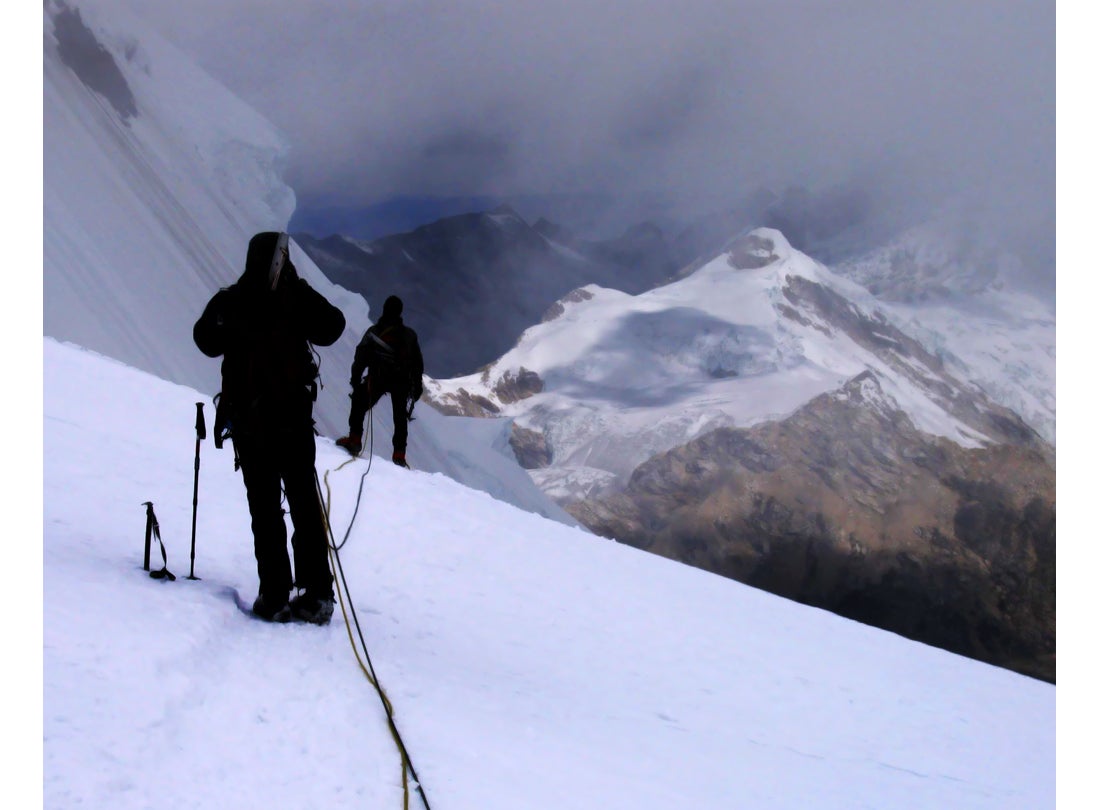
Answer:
[188, 402, 206, 580]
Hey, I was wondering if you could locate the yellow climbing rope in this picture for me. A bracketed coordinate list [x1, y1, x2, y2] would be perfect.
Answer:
[329, 544, 414, 810]
[317, 462, 430, 810]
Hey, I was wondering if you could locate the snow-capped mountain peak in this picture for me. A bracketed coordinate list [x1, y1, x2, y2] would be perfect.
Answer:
[426, 227, 1034, 502]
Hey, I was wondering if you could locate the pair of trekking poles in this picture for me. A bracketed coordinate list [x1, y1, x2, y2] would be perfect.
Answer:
[142, 402, 205, 581]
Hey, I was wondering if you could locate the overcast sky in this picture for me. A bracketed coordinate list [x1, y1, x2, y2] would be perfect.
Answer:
[129, 1, 1053, 249]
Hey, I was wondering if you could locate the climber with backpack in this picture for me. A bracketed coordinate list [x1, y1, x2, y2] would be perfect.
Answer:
[193, 231, 346, 624]
[336, 295, 425, 467]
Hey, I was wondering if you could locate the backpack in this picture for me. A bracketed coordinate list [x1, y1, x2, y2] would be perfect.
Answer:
[362, 324, 403, 370]
[359, 322, 424, 417]
[364, 323, 421, 378]
[211, 284, 321, 447]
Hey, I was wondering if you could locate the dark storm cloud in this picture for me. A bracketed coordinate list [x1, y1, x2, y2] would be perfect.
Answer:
[132, 0, 1053, 275]
[612, 63, 717, 149]
[422, 130, 511, 161]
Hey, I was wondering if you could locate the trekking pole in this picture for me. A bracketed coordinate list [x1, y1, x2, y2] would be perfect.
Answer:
[188, 402, 206, 580]
[143, 501, 154, 572]
[142, 501, 175, 581]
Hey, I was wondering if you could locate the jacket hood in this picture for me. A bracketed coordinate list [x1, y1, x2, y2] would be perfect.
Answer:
[241, 231, 296, 291]
[382, 295, 403, 319]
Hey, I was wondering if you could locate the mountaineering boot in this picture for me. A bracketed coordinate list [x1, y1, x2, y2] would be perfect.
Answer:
[252, 592, 292, 623]
[392, 451, 409, 468]
[290, 591, 335, 625]
[335, 433, 362, 456]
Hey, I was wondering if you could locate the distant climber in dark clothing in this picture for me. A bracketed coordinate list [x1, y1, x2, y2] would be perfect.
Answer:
[193, 231, 346, 624]
[336, 295, 424, 467]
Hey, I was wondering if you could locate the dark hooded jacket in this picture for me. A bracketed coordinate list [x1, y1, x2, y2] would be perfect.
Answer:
[194, 232, 345, 434]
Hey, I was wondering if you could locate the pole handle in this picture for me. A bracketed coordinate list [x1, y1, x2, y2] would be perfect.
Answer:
[195, 402, 207, 441]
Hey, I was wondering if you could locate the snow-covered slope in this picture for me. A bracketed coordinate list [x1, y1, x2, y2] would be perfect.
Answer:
[429, 228, 1036, 502]
[42, 0, 573, 524]
[42, 336, 1055, 809]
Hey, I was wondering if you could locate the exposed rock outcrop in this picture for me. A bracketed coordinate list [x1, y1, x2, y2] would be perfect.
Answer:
[421, 381, 499, 417]
[509, 423, 552, 469]
[727, 232, 780, 270]
[425, 366, 543, 417]
[493, 367, 543, 404]
[542, 288, 595, 322]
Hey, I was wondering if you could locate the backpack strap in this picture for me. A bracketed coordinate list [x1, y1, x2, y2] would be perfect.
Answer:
[367, 330, 397, 357]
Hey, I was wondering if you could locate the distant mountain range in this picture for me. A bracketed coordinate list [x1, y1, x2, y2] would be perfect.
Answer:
[294, 206, 683, 378]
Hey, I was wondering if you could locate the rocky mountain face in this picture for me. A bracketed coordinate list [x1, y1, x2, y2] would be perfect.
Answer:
[295, 207, 680, 378]
[570, 372, 1055, 683]
[570, 237, 1054, 682]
